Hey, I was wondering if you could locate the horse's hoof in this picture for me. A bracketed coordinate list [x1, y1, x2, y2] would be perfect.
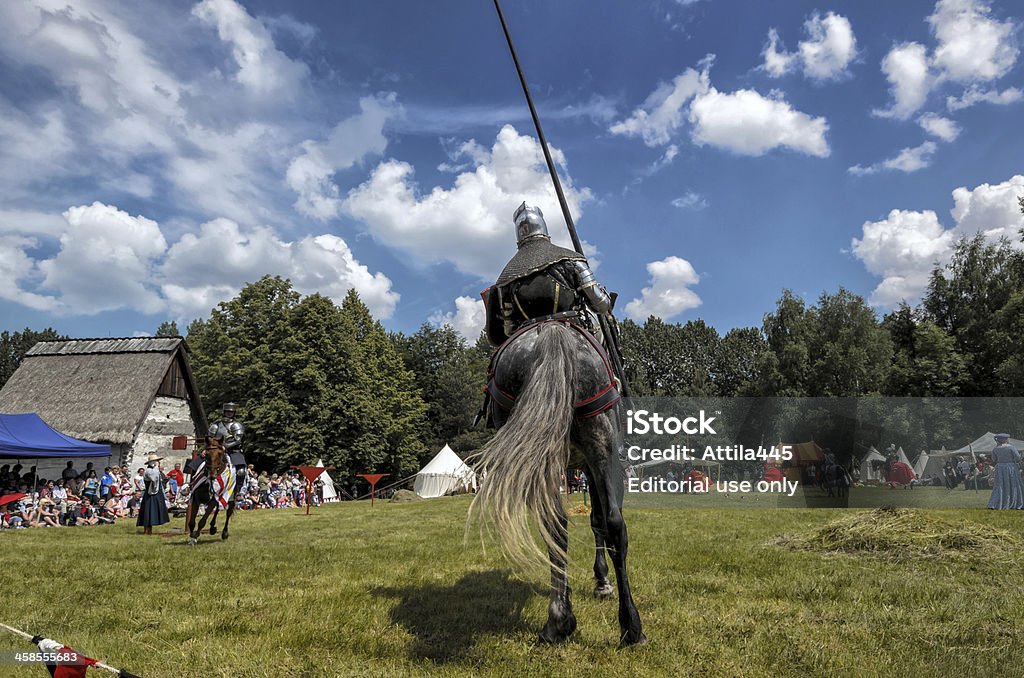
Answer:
[209, 525, 217, 535]
[620, 631, 648, 647]
[537, 615, 577, 644]
[187, 538, 197, 546]
[593, 584, 615, 600]
[221, 532, 229, 541]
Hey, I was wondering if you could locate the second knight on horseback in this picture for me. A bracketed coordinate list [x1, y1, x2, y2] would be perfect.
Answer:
[208, 402, 247, 487]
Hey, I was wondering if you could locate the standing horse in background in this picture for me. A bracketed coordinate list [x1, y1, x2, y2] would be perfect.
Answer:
[185, 437, 238, 545]
[821, 460, 852, 498]
[471, 320, 645, 646]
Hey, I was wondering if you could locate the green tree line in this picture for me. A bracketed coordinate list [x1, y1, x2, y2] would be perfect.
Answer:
[1, 205, 1020, 476]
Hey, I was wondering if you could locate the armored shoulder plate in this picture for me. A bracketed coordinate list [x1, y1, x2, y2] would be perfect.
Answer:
[495, 238, 585, 286]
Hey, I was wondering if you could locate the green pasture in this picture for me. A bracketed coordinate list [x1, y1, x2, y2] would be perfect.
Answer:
[1, 496, 1022, 677]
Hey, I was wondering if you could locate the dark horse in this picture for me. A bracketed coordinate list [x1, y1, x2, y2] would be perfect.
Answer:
[471, 320, 645, 646]
[185, 437, 237, 545]
[821, 460, 852, 498]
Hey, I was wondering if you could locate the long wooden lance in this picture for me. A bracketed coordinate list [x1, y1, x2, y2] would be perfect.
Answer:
[492, 0, 631, 397]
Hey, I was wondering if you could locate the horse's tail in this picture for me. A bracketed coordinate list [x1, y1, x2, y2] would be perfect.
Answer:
[470, 323, 577, 573]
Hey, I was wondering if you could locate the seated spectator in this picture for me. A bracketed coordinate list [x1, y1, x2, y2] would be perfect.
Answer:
[34, 498, 61, 528]
[76, 503, 99, 526]
[126, 491, 142, 518]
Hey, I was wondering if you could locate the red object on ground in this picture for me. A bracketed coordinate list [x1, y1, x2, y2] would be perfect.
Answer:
[47, 646, 95, 678]
[357, 473, 389, 507]
[887, 461, 915, 486]
[686, 469, 709, 492]
[0, 492, 27, 507]
[171, 435, 189, 450]
[291, 465, 334, 515]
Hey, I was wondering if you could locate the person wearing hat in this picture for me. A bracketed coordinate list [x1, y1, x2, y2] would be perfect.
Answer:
[987, 433, 1023, 509]
[137, 453, 169, 534]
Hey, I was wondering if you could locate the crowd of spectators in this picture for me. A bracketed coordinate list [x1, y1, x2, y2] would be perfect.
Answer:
[1, 460, 332, 530]
[226, 467, 328, 511]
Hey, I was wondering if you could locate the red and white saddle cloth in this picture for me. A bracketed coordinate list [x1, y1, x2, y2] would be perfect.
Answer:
[486, 318, 621, 420]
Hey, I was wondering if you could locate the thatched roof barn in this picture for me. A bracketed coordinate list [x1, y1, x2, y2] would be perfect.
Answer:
[0, 337, 207, 471]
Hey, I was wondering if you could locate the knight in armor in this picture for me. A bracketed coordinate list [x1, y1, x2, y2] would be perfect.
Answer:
[483, 202, 613, 347]
[208, 402, 247, 487]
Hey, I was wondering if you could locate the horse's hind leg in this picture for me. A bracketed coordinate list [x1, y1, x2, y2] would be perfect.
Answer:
[587, 423, 645, 646]
[538, 499, 577, 644]
[209, 506, 219, 535]
[588, 476, 614, 599]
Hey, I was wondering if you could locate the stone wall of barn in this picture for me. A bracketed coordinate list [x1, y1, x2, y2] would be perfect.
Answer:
[128, 396, 199, 473]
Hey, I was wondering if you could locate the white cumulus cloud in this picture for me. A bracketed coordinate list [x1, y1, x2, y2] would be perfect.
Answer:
[762, 12, 858, 81]
[876, 0, 1019, 120]
[159, 218, 398, 319]
[1, 203, 398, 321]
[849, 141, 939, 175]
[193, 0, 309, 99]
[610, 56, 830, 157]
[689, 87, 830, 157]
[852, 175, 1024, 306]
[946, 85, 1023, 111]
[286, 93, 400, 220]
[344, 125, 593, 279]
[928, 0, 1019, 83]
[609, 61, 711, 147]
[875, 42, 933, 120]
[38, 202, 168, 315]
[918, 113, 961, 141]
[625, 256, 702, 321]
[430, 296, 485, 343]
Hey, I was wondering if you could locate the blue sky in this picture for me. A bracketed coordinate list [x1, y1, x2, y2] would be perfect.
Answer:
[0, 0, 1022, 341]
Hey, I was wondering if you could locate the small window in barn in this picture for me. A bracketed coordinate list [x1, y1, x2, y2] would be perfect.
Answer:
[157, 358, 187, 398]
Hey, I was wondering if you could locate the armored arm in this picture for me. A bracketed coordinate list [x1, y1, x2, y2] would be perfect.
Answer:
[225, 421, 245, 451]
[572, 260, 612, 314]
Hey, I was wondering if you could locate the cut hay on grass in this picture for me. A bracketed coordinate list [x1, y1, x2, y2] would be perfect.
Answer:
[776, 506, 1021, 561]
[390, 489, 421, 503]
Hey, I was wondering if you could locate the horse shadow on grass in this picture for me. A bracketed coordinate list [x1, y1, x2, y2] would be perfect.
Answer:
[372, 570, 534, 661]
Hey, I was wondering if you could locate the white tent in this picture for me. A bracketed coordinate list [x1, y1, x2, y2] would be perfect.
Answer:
[315, 458, 338, 502]
[859, 447, 886, 482]
[896, 446, 912, 468]
[918, 433, 1024, 479]
[944, 432, 1024, 458]
[912, 451, 930, 478]
[414, 444, 476, 498]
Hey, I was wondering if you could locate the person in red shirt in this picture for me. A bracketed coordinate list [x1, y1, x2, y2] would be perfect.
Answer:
[167, 463, 184, 490]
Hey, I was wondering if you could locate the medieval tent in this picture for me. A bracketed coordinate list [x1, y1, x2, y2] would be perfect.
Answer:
[315, 458, 338, 502]
[784, 441, 824, 466]
[912, 451, 930, 479]
[920, 433, 1024, 478]
[414, 444, 476, 498]
[0, 338, 207, 472]
[858, 447, 887, 483]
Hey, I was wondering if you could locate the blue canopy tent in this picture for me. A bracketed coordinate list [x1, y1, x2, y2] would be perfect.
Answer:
[0, 414, 112, 488]
[0, 413, 111, 458]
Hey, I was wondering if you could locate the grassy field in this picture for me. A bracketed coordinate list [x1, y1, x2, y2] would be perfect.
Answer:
[2, 495, 1023, 677]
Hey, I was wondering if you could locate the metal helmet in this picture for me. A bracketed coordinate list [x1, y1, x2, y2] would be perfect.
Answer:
[513, 202, 549, 247]
[222, 402, 238, 416]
